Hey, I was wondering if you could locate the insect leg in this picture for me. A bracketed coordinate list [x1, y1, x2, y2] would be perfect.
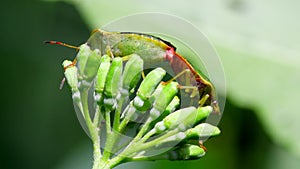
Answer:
[199, 94, 209, 107]
[178, 85, 198, 98]
[199, 140, 208, 152]
[162, 68, 210, 107]
[59, 77, 66, 90]
[162, 69, 191, 85]
[63, 58, 77, 70]
[105, 46, 115, 58]
[161, 68, 198, 98]
[120, 55, 131, 61]
[141, 71, 146, 79]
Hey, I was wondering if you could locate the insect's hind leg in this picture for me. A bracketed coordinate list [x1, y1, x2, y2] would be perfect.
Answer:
[199, 94, 209, 107]
[162, 69, 191, 85]
[161, 68, 196, 96]
[161, 68, 210, 107]
[178, 85, 198, 98]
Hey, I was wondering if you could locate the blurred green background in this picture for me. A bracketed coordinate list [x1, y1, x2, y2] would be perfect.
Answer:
[1, 0, 299, 169]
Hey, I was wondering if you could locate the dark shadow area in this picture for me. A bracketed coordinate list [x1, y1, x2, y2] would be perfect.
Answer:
[0, 1, 90, 168]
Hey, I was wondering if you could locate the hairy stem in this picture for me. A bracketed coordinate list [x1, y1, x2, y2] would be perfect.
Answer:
[80, 89, 102, 169]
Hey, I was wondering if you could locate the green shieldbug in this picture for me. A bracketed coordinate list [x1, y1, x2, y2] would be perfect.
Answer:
[45, 29, 220, 114]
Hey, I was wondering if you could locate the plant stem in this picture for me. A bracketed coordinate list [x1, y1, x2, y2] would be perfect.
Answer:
[118, 103, 136, 132]
[102, 109, 112, 161]
[80, 89, 102, 169]
[139, 129, 156, 143]
[133, 119, 152, 141]
[122, 129, 180, 159]
[113, 97, 125, 131]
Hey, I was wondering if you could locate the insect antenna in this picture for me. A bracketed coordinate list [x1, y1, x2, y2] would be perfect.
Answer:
[44, 40, 79, 90]
[44, 40, 80, 50]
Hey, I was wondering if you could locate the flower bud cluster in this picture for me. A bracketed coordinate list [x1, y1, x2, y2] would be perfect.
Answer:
[62, 44, 221, 168]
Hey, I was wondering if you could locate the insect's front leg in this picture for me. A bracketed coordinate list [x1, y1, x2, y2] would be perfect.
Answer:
[105, 45, 138, 62]
[105, 45, 115, 58]
[63, 58, 77, 70]
[178, 85, 198, 98]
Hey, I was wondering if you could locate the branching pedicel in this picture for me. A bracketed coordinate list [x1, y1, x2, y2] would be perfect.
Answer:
[62, 44, 220, 169]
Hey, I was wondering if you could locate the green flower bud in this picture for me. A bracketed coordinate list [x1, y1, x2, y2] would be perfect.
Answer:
[195, 106, 213, 122]
[76, 44, 89, 76]
[137, 67, 166, 100]
[132, 96, 152, 112]
[76, 44, 101, 84]
[149, 82, 178, 120]
[122, 54, 143, 92]
[103, 57, 123, 110]
[95, 55, 111, 94]
[150, 96, 180, 128]
[62, 60, 81, 104]
[164, 96, 180, 114]
[94, 55, 111, 104]
[104, 57, 123, 98]
[160, 107, 196, 132]
[62, 60, 78, 92]
[154, 106, 213, 133]
[177, 144, 206, 159]
[133, 67, 166, 111]
[186, 123, 221, 138]
[131, 144, 205, 161]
